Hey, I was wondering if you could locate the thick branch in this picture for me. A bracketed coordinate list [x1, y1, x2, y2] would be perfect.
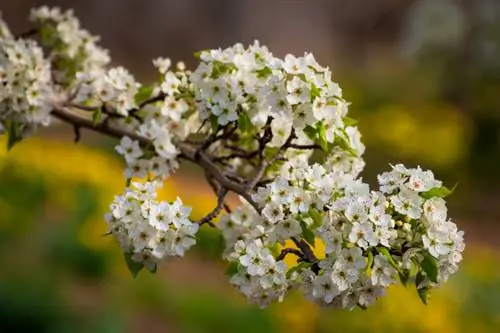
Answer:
[50, 106, 261, 213]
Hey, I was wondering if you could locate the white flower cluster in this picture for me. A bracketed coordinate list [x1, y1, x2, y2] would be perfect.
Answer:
[74, 66, 140, 116]
[30, 6, 110, 85]
[0, 29, 53, 131]
[0, 8, 465, 309]
[114, 60, 201, 181]
[192, 41, 352, 148]
[229, 239, 288, 307]
[221, 163, 465, 308]
[378, 165, 465, 282]
[106, 181, 198, 271]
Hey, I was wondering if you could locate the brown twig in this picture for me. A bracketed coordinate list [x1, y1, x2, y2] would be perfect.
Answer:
[197, 188, 228, 227]
[276, 248, 304, 261]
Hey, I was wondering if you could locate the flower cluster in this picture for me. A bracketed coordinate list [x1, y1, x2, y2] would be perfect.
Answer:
[106, 181, 199, 271]
[377, 165, 465, 283]
[229, 239, 289, 307]
[113, 60, 200, 181]
[0, 29, 53, 133]
[31, 6, 110, 85]
[74, 66, 139, 116]
[0, 7, 464, 310]
[192, 41, 353, 147]
[221, 163, 465, 308]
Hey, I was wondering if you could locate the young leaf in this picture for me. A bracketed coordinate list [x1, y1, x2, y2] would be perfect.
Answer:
[365, 250, 374, 276]
[286, 262, 312, 279]
[210, 115, 219, 134]
[6, 120, 22, 150]
[316, 122, 329, 152]
[300, 221, 316, 247]
[302, 125, 318, 141]
[310, 83, 321, 101]
[421, 184, 457, 199]
[334, 134, 357, 157]
[308, 208, 324, 230]
[417, 287, 431, 305]
[92, 107, 102, 126]
[194, 49, 210, 59]
[343, 116, 358, 127]
[376, 246, 402, 274]
[421, 251, 439, 283]
[255, 66, 272, 78]
[399, 270, 410, 287]
[238, 112, 252, 133]
[124, 253, 144, 278]
[134, 84, 155, 105]
[225, 261, 240, 277]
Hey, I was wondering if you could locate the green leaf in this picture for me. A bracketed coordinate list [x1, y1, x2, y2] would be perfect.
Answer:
[421, 251, 439, 283]
[194, 49, 210, 59]
[399, 270, 410, 287]
[376, 247, 401, 274]
[238, 112, 253, 133]
[343, 116, 358, 127]
[286, 262, 312, 279]
[303, 125, 318, 141]
[269, 244, 280, 257]
[310, 83, 321, 101]
[308, 208, 324, 230]
[124, 253, 144, 278]
[300, 221, 316, 247]
[210, 115, 219, 134]
[225, 261, 240, 277]
[211, 61, 237, 79]
[255, 66, 273, 78]
[334, 134, 357, 157]
[134, 84, 155, 105]
[415, 271, 426, 287]
[316, 122, 329, 152]
[421, 184, 457, 199]
[417, 287, 431, 305]
[92, 107, 102, 126]
[365, 250, 374, 276]
[6, 120, 22, 150]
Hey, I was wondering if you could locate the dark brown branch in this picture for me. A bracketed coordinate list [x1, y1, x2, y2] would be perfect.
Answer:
[287, 143, 321, 150]
[276, 248, 304, 261]
[291, 237, 320, 274]
[16, 28, 38, 39]
[197, 188, 228, 227]
[138, 91, 166, 109]
[51, 105, 261, 213]
[205, 173, 232, 214]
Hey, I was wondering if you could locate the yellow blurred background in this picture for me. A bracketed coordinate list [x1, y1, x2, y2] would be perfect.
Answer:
[1, 0, 500, 332]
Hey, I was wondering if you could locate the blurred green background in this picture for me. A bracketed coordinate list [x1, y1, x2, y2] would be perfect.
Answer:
[1, 0, 500, 332]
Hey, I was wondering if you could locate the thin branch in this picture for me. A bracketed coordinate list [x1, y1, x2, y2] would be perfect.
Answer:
[197, 188, 228, 227]
[138, 91, 166, 109]
[73, 125, 81, 143]
[276, 248, 304, 261]
[206, 173, 232, 213]
[287, 143, 321, 150]
[16, 28, 38, 39]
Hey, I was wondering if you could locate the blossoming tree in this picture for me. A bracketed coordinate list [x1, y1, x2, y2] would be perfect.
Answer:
[0, 7, 465, 309]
